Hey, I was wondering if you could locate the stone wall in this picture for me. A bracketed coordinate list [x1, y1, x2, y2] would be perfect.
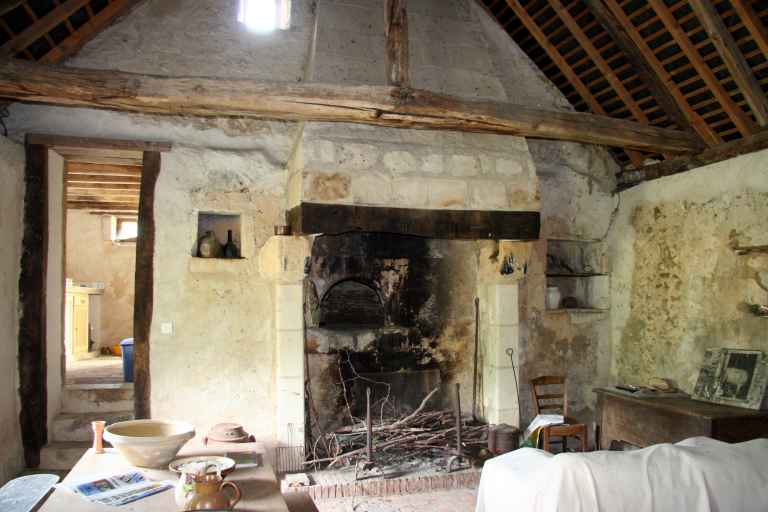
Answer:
[609, 150, 768, 392]
[65, 211, 136, 349]
[0, 136, 25, 483]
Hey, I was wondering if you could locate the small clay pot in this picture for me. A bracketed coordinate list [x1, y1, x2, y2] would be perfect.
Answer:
[204, 423, 254, 445]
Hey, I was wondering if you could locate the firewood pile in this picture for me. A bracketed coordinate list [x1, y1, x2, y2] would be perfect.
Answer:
[305, 388, 488, 469]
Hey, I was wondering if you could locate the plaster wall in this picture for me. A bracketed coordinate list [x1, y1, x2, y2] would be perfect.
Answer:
[0, 137, 25, 483]
[609, 150, 768, 392]
[65, 211, 136, 349]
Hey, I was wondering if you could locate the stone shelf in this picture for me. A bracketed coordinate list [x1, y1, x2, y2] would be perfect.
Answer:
[545, 308, 608, 315]
[546, 272, 608, 277]
[733, 245, 768, 255]
[189, 256, 247, 274]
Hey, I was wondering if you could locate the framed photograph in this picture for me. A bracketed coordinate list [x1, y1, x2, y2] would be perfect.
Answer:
[692, 348, 768, 410]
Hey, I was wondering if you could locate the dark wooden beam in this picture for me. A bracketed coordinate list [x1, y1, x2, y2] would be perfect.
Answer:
[18, 144, 48, 468]
[133, 150, 159, 419]
[618, 130, 768, 189]
[27, 134, 171, 152]
[287, 203, 541, 240]
[385, 0, 409, 87]
[689, 0, 768, 127]
[0, 59, 703, 154]
[585, 0, 694, 133]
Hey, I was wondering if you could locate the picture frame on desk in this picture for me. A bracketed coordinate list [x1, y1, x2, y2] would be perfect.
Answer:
[693, 348, 768, 410]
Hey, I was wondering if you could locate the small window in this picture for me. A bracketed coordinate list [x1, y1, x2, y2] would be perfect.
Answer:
[238, 0, 290, 32]
[115, 218, 138, 242]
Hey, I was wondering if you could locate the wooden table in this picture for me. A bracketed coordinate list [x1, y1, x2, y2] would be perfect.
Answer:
[39, 442, 289, 511]
[594, 387, 768, 450]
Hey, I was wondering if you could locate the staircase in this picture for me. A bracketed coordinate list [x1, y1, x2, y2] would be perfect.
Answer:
[39, 383, 134, 470]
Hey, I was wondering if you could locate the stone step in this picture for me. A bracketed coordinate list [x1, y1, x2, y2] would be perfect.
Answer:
[38, 442, 90, 471]
[62, 383, 134, 414]
[51, 411, 134, 443]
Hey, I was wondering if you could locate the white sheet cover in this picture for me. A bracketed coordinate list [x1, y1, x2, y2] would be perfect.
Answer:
[476, 437, 768, 512]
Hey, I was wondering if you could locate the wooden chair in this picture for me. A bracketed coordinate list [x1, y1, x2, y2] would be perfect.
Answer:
[531, 375, 588, 452]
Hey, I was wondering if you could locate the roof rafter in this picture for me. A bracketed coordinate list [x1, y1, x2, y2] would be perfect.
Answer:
[689, 0, 768, 126]
[647, 0, 757, 137]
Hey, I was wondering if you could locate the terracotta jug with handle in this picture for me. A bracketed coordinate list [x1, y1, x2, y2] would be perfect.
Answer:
[184, 473, 241, 511]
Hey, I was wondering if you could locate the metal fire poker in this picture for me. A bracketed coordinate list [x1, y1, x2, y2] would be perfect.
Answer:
[472, 297, 480, 422]
[446, 383, 469, 473]
[355, 387, 378, 480]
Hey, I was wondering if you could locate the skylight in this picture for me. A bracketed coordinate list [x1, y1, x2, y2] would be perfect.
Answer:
[238, 0, 290, 32]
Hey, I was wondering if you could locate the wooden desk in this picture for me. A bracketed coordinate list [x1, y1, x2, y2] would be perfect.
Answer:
[594, 388, 768, 449]
[39, 444, 289, 511]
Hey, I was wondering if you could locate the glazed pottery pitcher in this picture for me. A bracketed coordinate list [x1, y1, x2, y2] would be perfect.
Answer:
[183, 473, 241, 511]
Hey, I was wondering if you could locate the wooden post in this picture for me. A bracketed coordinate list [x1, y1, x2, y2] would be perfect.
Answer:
[18, 143, 49, 467]
[133, 150, 160, 419]
[385, 0, 409, 87]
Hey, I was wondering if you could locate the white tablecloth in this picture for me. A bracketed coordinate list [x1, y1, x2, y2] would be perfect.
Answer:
[476, 437, 768, 512]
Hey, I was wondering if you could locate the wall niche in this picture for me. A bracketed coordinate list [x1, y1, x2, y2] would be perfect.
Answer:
[194, 212, 242, 259]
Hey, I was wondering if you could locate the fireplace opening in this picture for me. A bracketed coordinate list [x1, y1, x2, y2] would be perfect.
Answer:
[304, 232, 487, 474]
[319, 280, 385, 328]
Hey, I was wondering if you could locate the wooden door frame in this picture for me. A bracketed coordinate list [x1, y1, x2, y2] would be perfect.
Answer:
[18, 134, 170, 466]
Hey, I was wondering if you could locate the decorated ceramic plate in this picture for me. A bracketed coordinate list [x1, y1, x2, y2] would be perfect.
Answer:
[169, 456, 236, 476]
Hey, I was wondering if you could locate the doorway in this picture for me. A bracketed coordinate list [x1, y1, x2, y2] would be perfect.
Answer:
[17, 135, 168, 467]
[62, 149, 142, 386]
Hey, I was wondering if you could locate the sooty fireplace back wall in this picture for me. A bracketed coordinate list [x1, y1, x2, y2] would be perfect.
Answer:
[304, 232, 478, 449]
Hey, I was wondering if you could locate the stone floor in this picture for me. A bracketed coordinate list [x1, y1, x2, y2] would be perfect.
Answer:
[313, 489, 478, 512]
[65, 356, 124, 385]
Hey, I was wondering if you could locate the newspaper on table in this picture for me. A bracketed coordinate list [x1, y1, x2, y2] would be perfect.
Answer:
[64, 471, 173, 506]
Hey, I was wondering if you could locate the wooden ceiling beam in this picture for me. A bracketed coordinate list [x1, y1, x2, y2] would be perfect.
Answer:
[67, 202, 139, 211]
[66, 162, 142, 175]
[0, 0, 91, 57]
[0, 58, 703, 154]
[618, 129, 768, 189]
[66, 185, 141, 193]
[690, 0, 768, 126]
[600, 0, 721, 146]
[648, 0, 757, 137]
[67, 174, 141, 184]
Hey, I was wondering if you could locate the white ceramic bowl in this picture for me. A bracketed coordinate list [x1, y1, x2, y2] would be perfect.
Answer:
[104, 419, 195, 468]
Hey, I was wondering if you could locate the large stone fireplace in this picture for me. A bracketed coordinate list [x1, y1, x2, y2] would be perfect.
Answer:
[262, 116, 542, 463]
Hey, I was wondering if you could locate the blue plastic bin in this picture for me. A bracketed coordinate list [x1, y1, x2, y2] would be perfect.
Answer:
[120, 337, 134, 383]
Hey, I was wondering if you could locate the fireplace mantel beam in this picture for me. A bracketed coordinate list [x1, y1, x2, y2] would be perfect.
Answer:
[0, 59, 703, 154]
[287, 203, 541, 240]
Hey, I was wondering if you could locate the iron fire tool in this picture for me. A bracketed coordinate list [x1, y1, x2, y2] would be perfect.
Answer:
[355, 387, 381, 480]
[445, 383, 470, 473]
